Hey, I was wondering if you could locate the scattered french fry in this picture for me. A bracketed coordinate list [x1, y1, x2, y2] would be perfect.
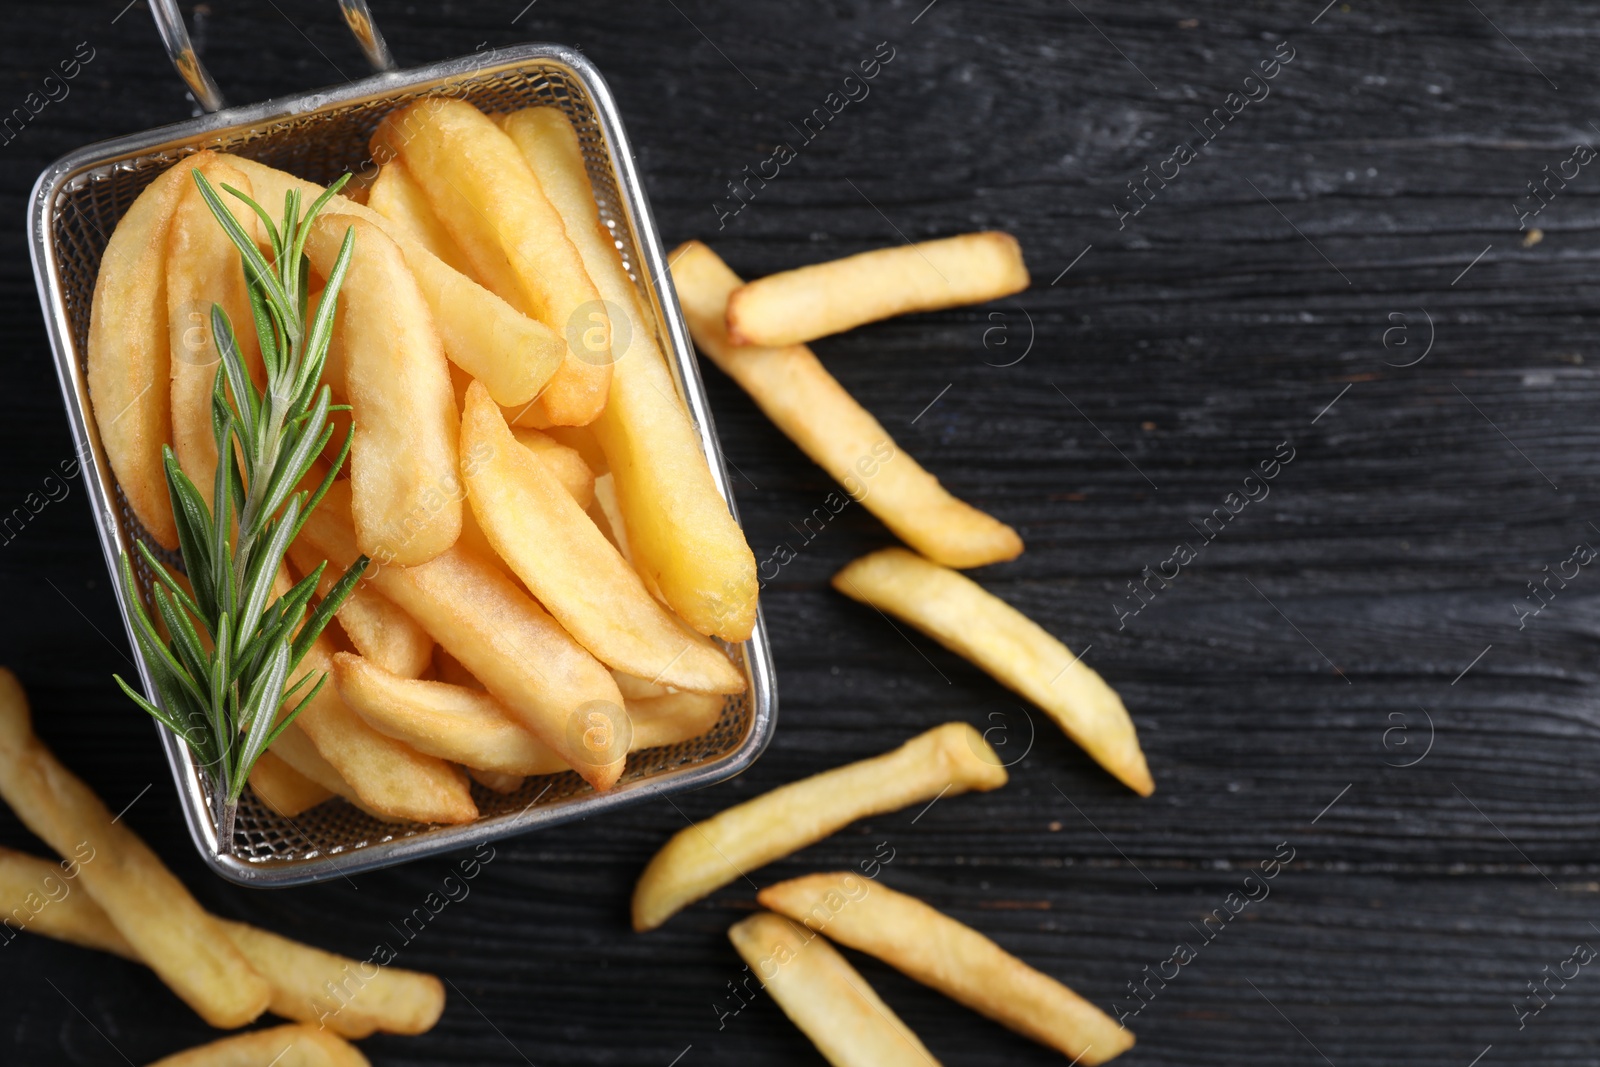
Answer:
[87, 156, 194, 549]
[248, 750, 334, 819]
[367, 160, 476, 277]
[0, 845, 135, 959]
[296, 482, 630, 791]
[145, 1024, 369, 1067]
[225, 156, 564, 409]
[165, 156, 260, 504]
[461, 381, 745, 693]
[670, 240, 1023, 569]
[372, 99, 611, 425]
[513, 425, 595, 508]
[760, 872, 1133, 1064]
[303, 214, 461, 567]
[834, 548, 1153, 795]
[500, 108, 759, 641]
[632, 722, 1006, 930]
[287, 539, 434, 679]
[726, 232, 1030, 348]
[0, 668, 270, 1028]
[728, 912, 941, 1067]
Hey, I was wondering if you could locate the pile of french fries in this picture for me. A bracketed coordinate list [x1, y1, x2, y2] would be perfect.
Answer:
[86, 99, 755, 824]
[0, 670, 442, 1064]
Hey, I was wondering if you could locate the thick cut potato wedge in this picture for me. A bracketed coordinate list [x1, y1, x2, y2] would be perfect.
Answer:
[460, 381, 744, 694]
[87, 157, 197, 549]
[670, 240, 1022, 570]
[303, 214, 461, 567]
[248, 750, 333, 818]
[760, 872, 1133, 1064]
[166, 157, 261, 504]
[728, 912, 941, 1067]
[224, 155, 563, 408]
[512, 425, 595, 508]
[372, 99, 610, 425]
[725, 231, 1029, 347]
[287, 539, 434, 678]
[632, 721, 1006, 930]
[146, 1024, 369, 1067]
[833, 548, 1153, 796]
[501, 108, 759, 641]
[0, 669, 270, 1027]
[367, 160, 476, 277]
[296, 482, 629, 791]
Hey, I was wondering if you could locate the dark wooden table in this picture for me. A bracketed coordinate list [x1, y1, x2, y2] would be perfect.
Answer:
[6, 1, 1600, 1063]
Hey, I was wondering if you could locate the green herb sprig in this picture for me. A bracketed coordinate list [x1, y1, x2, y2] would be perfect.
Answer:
[114, 168, 368, 851]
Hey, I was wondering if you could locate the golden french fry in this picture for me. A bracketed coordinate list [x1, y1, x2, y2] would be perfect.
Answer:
[469, 767, 524, 793]
[612, 671, 669, 701]
[461, 381, 744, 693]
[297, 481, 630, 791]
[670, 241, 1022, 569]
[725, 231, 1029, 347]
[543, 423, 608, 474]
[248, 750, 333, 819]
[728, 912, 941, 1067]
[146, 1024, 369, 1067]
[834, 548, 1153, 795]
[628, 689, 725, 749]
[513, 425, 595, 508]
[632, 721, 1005, 931]
[303, 214, 461, 566]
[372, 99, 611, 425]
[0, 845, 136, 959]
[287, 539, 434, 678]
[760, 873, 1133, 1064]
[0, 669, 270, 1027]
[87, 157, 194, 549]
[224, 155, 563, 409]
[166, 157, 261, 504]
[433, 646, 482, 690]
[367, 160, 476, 277]
[501, 109, 759, 641]
[589, 472, 634, 564]
[268, 722, 363, 805]
[290, 639, 478, 824]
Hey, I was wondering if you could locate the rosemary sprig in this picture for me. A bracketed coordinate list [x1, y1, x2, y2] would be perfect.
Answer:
[113, 168, 369, 851]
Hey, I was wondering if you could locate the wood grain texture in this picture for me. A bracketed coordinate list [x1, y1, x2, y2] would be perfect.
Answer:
[5, 0, 1600, 1063]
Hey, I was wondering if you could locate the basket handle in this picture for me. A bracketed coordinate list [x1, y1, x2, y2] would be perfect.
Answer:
[147, 0, 397, 114]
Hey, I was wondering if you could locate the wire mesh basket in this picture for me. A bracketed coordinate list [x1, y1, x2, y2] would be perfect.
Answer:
[27, 13, 776, 887]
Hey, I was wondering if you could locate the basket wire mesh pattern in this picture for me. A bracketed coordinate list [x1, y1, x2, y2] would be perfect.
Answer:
[30, 45, 775, 886]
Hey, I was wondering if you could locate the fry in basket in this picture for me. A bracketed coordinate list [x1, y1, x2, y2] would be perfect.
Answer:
[726, 232, 1029, 347]
[165, 155, 261, 503]
[367, 160, 476, 277]
[297, 481, 630, 791]
[670, 240, 1022, 570]
[225, 155, 564, 409]
[372, 99, 611, 425]
[247, 750, 333, 818]
[0, 669, 270, 1028]
[87, 156, 197, 548]
[834, 547, 1153, 796]
[632, 721, 1006, 931]
[286, 539, 434, 678]
[303, 214, 460, 567]
[760, 872, 1133, 1063]
[513, 425, 595, 508]
[460, 380, 745, 693]
[500, 107, 759, 641]
[145, 1024, 368, 1067]
[728, 912, 941, 1067]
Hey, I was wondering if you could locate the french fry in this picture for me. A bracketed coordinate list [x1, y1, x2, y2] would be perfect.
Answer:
[303, 214, 461, 567]
[461, 381, 744, 693]
[612, 671, 669, 701]
[513, 425, 595, 508]
[469, 768, 524, 793]
[287, 539, 434, 679]
[225, 155, 564, 409]
[146, 1024, 369, 1067]
[290, 638, 478, 824]
[501, 108, 759, 642]
[165, 156, 260, 504]
[267, 722, 366, 808]
[670, 241, 1023, 569]
[296, 482, 630, 791]
[87, 156, 195, 549]
[0, 845, 135, 958]
[372, 99, 611, 425]
[728, 912, 941, 1067]
[367, 160, 476, 277]
[543, 423, 608, 475]
[725, 231, 1029, 347]
[760, 873, 1133, 1064]
[434, 646, 483, 690]
[632, 721, 1006, 931]
[248, 750, 334, 819]
[0, 669, 270, 1027]
[628, 689, 725, 749]
[833, 548, 1154, 796]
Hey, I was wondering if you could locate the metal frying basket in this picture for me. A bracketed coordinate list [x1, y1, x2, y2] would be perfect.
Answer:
[27, 3, 776, 888]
